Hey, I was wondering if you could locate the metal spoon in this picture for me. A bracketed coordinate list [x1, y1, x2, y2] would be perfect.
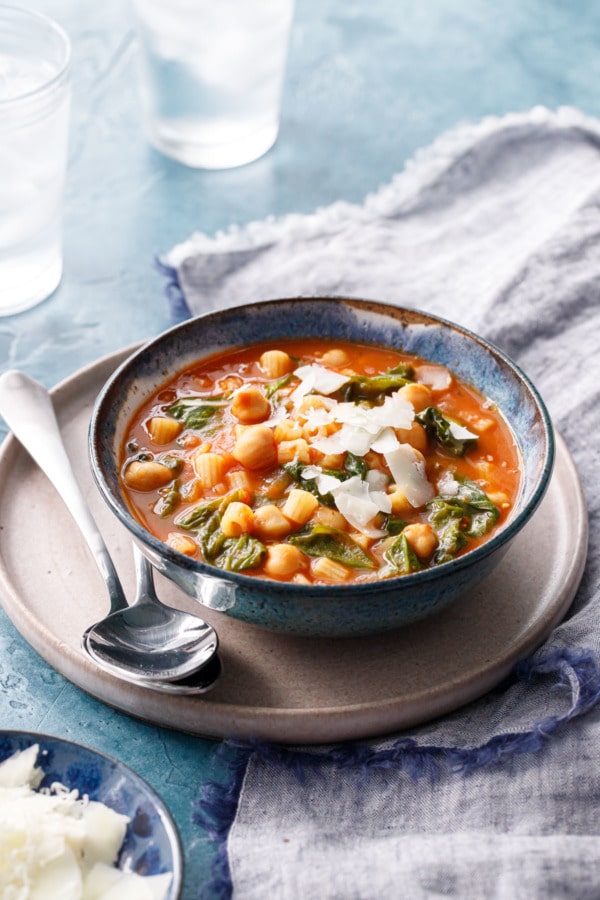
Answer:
[0, 370, 219, 689]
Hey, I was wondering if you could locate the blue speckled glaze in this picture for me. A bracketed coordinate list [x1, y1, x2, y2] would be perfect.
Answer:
[0, 731, 183, 896]
[89, 297, 554, 638]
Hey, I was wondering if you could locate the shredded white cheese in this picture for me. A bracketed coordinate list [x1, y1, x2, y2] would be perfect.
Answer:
[0, 744, 172, 900]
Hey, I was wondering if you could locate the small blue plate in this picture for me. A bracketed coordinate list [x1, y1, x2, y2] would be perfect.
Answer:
[0, 730, 183, 897]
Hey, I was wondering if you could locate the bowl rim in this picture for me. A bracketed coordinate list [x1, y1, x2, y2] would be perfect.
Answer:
[0, 728, 184, 897]
[89, 296, 555, 595]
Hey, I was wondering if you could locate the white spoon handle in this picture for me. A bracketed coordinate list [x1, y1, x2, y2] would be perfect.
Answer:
[0, 370, 128, 613]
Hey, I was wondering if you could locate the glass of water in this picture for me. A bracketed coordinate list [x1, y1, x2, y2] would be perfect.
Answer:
[0, 6, 71, 316]
[130, 0, 294, 169]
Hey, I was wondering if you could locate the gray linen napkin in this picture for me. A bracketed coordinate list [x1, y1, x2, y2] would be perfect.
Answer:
[165, 107, 600, 899]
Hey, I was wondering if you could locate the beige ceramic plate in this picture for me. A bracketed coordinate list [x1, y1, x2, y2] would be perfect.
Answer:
[0, 349, 588, 745]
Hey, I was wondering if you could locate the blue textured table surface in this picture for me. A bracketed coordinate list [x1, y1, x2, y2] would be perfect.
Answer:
[1, 1, 599, 895]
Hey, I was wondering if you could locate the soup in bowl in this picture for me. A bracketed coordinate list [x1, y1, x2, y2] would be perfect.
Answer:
[89, 298, 554, 637]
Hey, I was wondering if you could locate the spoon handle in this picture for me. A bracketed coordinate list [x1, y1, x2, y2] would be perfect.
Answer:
[0, 370, 128, 613]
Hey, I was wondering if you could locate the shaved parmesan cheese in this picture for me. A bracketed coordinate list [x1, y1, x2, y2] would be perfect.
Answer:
[370, 427, 400, 454]
[313, 472, 343, 495]
[448, 420, 479, 441]
[0, 746, 172, 900]
[290, 364, 350, 403]
[414, 364, 452, 391]
[332, 479, 386, 535]
[300, 464, 324, 480]
[384, 444, 435, 508]
[334, 393, 413, 432]
[366, 469, 390, 492]
[309, 425, 365, 457]
[308, 473, 390, 536]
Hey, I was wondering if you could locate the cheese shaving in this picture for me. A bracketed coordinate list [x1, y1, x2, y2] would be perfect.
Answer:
[384, 444, 435, 508]
[448, 420, 479, 441]
[414, 364, 452, 391]
[0, 745, 172, 900]
[290, 364, 350, 403]
[304, 470, 392, 536]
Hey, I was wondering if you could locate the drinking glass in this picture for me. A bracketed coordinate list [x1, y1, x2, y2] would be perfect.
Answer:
[0, 5, 71, 316]
[130, 0, 294, 169]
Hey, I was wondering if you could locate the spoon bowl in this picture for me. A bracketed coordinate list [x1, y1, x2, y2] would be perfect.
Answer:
[0, 369, 220, 688]
[83, 543, 217, 682]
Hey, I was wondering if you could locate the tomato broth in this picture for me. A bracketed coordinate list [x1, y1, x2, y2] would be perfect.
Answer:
[120, 339, 522, 585]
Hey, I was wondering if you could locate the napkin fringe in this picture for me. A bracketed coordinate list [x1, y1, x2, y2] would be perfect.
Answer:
[193, 647, 600, 899]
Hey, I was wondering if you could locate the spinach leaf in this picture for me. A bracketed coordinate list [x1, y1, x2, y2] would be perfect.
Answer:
[175, 492, 233, 532]
[427, 476, 500, 563]
[212, 533, 267, 572]
[428, 509, 469, 564]
[264, 373, 292, 399]
[342, 370, 413, 402]
[382, 514, 408, 535]
[387, 363, 415, 378]
[344, 451, 368, 480]
[166, 396, 227, 432]
[289, 525, 375, 569]
[153, 481, 181, 518]
[175, 490, 265, 571]
[451, 477, 501, 538]
[416, 407, 477, 457]
[160, 455, 185, 474]
[384, 533, 424, 575]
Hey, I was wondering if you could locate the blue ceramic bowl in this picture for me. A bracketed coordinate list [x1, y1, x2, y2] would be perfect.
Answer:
[89, 297, 554, 637]
[0, 730, 183, 896]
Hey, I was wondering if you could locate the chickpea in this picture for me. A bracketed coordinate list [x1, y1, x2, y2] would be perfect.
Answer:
[166, 533, 197, 556]
[387, 487, 413, 515]
[253, 504, 292, 540]
[259, 349, 294, 378]
[315, 452, 345, 469]
[123, 460, 174, 492]
[394, 422, 428, 453]
[321, 348, 350, 367]
[230, 386, 270, 424]
[403, 523, 438, 560]
[147, 415, 183, 445]
[310, 506, 347, 531]
[231, 424, 277, 470]
[398, 382, 432, 413]
[218, 375, 243, 392]
[263, 543, 306, 578]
